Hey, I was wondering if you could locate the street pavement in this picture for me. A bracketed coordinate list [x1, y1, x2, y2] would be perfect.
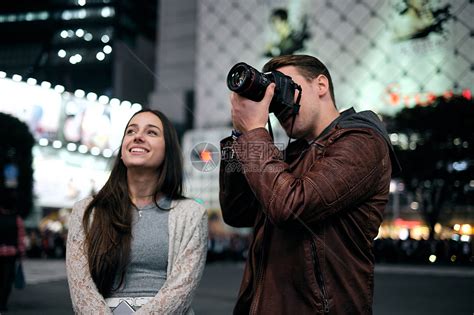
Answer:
[4, 259, 474, 314]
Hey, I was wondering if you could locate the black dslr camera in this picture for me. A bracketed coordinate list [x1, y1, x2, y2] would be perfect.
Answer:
[226, 62, 301, 116]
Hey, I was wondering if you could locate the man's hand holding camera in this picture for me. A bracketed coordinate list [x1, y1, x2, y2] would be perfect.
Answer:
[230, 83, 275, 133]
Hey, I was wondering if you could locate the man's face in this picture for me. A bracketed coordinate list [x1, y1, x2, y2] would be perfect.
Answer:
[274, 65, 320, 140]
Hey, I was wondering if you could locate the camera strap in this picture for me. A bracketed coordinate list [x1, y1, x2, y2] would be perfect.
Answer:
[268, 85, 302, 146]
[267, 116, 274, 141]
[292, 85, 302, 115]
[287, 86, 302, 146]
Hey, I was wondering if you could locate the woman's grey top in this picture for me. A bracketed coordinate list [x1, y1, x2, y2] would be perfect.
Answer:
[109, 197, 170, 298]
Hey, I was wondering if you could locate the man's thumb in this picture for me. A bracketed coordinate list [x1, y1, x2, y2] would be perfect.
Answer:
[263, 83, 275, 103]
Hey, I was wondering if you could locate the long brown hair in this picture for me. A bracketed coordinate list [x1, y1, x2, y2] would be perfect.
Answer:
[82, 109, 185, 297]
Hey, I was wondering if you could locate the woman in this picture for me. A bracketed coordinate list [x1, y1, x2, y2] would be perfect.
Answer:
[66, 109, 208, 314]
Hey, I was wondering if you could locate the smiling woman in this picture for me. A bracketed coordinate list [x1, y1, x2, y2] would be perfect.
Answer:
[121, 112, 166, 177]
[66, 109, 208, 315]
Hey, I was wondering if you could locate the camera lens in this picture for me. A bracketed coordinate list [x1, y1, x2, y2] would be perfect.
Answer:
[226, 62, 269, 102]
[226, 62, 299, 114]
[227, 63, 252, 91]
[229, 65, 248, 90]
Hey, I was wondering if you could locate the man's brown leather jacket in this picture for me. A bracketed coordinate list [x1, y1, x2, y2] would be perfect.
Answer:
[219, 109, 398, 314]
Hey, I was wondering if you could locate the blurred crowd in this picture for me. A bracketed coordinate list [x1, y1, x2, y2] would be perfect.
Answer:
[22, 221, 473, 266]
[207, 233, 251, 263]
[206, 233, 473, 266]
[24, 228, 66, 259]
[374, 237, 473, 265]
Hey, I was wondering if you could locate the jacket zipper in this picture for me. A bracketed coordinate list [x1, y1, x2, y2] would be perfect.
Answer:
[311, 238, 330, 314]
[249, 217, 268, 315]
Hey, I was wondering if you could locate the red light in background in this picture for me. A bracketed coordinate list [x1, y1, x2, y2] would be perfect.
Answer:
[462, 88, 472, 100]
[443, 90, 453, 100]
[427, 92, 436, 103]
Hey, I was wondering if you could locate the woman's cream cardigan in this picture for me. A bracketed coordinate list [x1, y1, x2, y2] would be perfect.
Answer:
[66, 197, 208, 315]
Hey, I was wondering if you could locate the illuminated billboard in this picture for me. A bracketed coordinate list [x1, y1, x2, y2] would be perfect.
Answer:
[0, 78, 62, 139]
[0, 75, 141, 153]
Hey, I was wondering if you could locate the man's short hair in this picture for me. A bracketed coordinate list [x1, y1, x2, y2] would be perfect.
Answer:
[262, 54, 336, 106]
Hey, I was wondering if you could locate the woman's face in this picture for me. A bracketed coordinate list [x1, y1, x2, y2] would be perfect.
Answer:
[121, 112, 166, 171]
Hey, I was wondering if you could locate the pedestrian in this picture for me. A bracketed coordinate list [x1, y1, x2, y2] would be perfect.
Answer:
[220, 54, 401, 314]
[0, 207, 26, 312]
[66, 109, 208, 314]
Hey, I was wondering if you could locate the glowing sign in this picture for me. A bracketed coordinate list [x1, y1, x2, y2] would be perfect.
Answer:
[0, 78, 62, 139]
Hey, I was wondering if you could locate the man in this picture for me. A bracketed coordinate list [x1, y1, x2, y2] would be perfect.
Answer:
[219, 55, 400, 314]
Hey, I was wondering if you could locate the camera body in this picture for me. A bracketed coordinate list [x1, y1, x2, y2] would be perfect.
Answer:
[226, 62, 300, 116]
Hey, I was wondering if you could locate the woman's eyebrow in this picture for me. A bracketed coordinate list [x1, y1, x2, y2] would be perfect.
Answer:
[127, 123, 162, 131]
[146, 124, 162, 131]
